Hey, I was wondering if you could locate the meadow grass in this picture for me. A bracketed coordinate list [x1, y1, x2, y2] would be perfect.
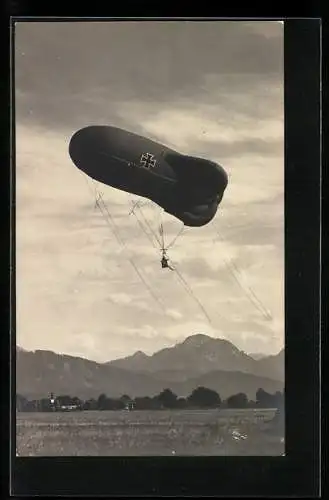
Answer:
[16, 409, 283, 456]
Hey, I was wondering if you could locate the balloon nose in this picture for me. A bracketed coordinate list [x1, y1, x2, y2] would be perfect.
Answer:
[69, 128, 86, 166]
[69, 126, 105, 170]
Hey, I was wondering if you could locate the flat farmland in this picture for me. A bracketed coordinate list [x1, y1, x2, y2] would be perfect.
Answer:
[16, 409, 284, 456]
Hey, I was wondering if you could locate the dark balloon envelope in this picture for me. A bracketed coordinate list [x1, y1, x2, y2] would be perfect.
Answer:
[69, 125, 228, 227]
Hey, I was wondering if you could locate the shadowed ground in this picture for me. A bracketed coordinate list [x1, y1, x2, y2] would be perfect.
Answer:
[16, 409, 284, 456]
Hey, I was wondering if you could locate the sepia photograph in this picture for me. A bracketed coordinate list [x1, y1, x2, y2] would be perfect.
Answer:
[15, 19, 285, 457]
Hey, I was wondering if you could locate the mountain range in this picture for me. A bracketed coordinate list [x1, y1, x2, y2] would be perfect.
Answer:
[16, 334, 284, 401]
[107, 334, 284, 382]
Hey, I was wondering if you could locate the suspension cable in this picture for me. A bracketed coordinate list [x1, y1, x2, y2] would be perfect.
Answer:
[130, 206, 159, 250]
[79, 173, 167, 314]
[212, 222, 273, 321]
[171, 264, 213, 325]
[159, 221, 165, 251]
[134, 202, 185, 253]
[165, 225, 185, 251]
[136, 203, 163, 248]
[79, 173, 216, 326]
[94, 188, 168, 314]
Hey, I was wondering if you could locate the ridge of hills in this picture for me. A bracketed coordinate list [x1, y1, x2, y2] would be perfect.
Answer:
[16, 334, 284, 401]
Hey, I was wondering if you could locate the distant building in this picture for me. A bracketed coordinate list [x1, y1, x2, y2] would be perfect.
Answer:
[48, 392, 82, 412]
[49, 392, 56, 411]
[124, 400, 135, 411]
[58, 404, 80, 412]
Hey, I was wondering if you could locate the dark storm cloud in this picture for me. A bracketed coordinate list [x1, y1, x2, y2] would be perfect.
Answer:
[15, 21, 283, 130]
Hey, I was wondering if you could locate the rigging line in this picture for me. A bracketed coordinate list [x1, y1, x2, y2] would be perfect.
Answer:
[148, 201, 164, 241]
[222, 255, 270, 319]
[227, 255, 271, 317]
[97, 194, 167, 314]
[81, 175, 167, 314]
[151, 205, 164, 250]
[216, 240, 269, 319]
[226, 256, 271, 318]
[127, 200, 211, 322]
[245, 285, 273, 319]
[172, 264, 213, 325]
[227, 255, 272, 319]
[138, 198, 185, 252]
[128, 255, 168, 313]
[130, 207, 159, 250]
[80, 169, 100, 202]
[127, 199, 192, 323]
[79, 172, 212, 324]
[152, 202, 162, 226]
[131, 196, 184, 253]
[128, 200, 139, 215]
[131, 198, 185, 254]
[158, 208, 164, 250]
[128, 198, 149, 215]
[81, 191, 168, 340]
[138, 203, 162, 248]
[92, 188, 124, 246]
[80, 174, 119, 237]
[128, 197, 161, 250]
[94, 188, 168, 314]
[137, 203, 163, 248]
[165, 225, 185, 251]
[159, 221, 165, 251]
[212, 221, 272, 320]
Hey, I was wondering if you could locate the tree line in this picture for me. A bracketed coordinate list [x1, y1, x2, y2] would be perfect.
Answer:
[16, 387, 284, 412]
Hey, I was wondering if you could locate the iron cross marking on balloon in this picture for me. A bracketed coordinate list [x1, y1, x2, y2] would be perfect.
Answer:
[140, 152, 156, 169]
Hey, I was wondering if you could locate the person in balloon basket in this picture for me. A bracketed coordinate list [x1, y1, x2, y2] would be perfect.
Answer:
[161, 251, 174, 271]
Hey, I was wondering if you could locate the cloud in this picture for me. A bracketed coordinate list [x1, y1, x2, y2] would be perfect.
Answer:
[15, 21, 284, 361]
[15, 21, 283, 129]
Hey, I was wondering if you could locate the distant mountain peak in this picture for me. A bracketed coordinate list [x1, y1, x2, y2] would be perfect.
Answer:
[181, 334, 237, 351]
[182, 333, 213, 345]
[107, 349, 150, 368]
[132, 350, 148, 358]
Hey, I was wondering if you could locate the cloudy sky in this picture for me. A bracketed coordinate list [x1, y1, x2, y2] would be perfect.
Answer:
[15, 20, 284, 362]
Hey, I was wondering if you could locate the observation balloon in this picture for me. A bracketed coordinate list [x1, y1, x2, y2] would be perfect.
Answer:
[69, 125, 228, 227]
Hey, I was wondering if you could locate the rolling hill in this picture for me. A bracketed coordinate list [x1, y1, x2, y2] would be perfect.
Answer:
[16, 338, 284, 401]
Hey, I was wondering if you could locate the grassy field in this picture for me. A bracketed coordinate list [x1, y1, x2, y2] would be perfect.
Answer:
[16, 409, 284, 456]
